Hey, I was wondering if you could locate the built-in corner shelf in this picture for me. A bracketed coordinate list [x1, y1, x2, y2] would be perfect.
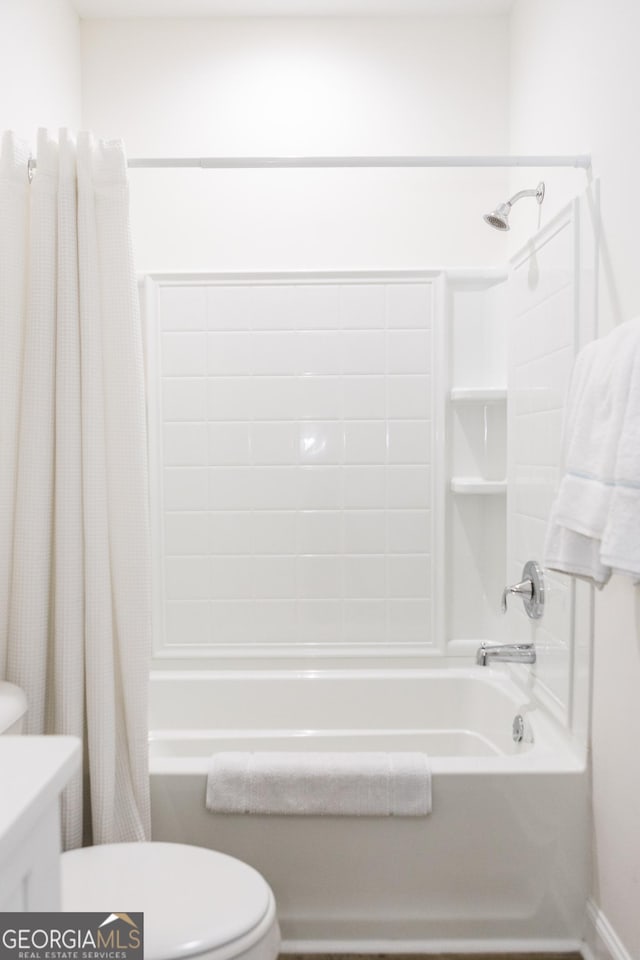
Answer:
[450, 478, 507, 495]
[449, 388, 507, 495]
[450, 387, 507, 403]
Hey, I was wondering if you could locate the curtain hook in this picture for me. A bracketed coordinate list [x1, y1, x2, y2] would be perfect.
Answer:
[27, 156, 35, 183]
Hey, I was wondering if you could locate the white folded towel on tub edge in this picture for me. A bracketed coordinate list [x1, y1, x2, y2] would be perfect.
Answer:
[206, 751, 432, 816]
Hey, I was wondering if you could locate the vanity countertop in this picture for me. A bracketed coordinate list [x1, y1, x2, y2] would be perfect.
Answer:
[0, 736, 81, 862]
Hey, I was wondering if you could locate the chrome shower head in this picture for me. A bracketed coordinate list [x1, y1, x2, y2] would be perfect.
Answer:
[483, 201, 512, 231]
[484, 181, 545, 231]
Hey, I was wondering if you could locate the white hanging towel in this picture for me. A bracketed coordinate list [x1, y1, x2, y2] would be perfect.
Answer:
[206, 751, 432, 816]
[600, 324, 640, 577]
[544, 511, 611, 586]
[544, 317, 640, 584]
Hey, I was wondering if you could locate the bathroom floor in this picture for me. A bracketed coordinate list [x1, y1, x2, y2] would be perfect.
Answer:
[282, 954, 583, 960]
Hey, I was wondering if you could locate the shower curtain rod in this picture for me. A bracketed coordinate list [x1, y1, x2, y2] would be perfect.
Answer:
[27, 154, 592, 174]
[125, 154, 592, 169]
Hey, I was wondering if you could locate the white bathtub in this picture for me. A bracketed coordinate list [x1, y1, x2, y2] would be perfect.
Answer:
[149, 667, 588, 954]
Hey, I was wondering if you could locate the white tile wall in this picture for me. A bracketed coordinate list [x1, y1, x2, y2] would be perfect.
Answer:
[156, 279, 434, 650]
[161, 333, 207, 376]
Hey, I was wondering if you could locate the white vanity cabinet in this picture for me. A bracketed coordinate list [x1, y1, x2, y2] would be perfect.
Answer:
[0, 737, 81, 911]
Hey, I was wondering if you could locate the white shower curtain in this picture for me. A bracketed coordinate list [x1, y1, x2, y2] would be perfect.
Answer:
[0, 128, 152, 848]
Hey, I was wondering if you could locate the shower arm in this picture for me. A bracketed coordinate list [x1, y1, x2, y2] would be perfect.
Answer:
[505, 184, 546, 209]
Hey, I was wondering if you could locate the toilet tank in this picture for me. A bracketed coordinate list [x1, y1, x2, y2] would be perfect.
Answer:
[0, 681, 28, 735]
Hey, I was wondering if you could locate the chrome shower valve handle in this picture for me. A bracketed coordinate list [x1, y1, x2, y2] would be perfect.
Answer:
[501, 561, 545, 619]
[501, 579, 533, 614]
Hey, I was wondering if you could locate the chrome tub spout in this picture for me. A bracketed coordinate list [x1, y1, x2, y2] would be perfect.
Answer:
[476, 642, 536, 667]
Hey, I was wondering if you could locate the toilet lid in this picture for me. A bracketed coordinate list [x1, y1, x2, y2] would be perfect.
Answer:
[61, 842, 273, 960]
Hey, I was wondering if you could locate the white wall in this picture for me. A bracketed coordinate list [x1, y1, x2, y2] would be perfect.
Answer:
[0, 0, 82, 145]
[509, 2, 640, 957]
[80, 16, 511, 272]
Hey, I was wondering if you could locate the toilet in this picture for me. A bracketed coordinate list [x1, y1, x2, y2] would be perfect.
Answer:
[61, 842, 281, 960]
[0, 682, 280, 960]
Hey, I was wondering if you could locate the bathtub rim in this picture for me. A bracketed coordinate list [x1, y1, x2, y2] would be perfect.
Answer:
[148, 665, 587, 775]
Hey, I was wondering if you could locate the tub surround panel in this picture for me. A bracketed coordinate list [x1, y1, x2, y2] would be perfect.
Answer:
[506, 192, 596, 735]
[148, 274, 437, 657]
[147, 268, 519, 660]
[445, 274, 508, 653]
